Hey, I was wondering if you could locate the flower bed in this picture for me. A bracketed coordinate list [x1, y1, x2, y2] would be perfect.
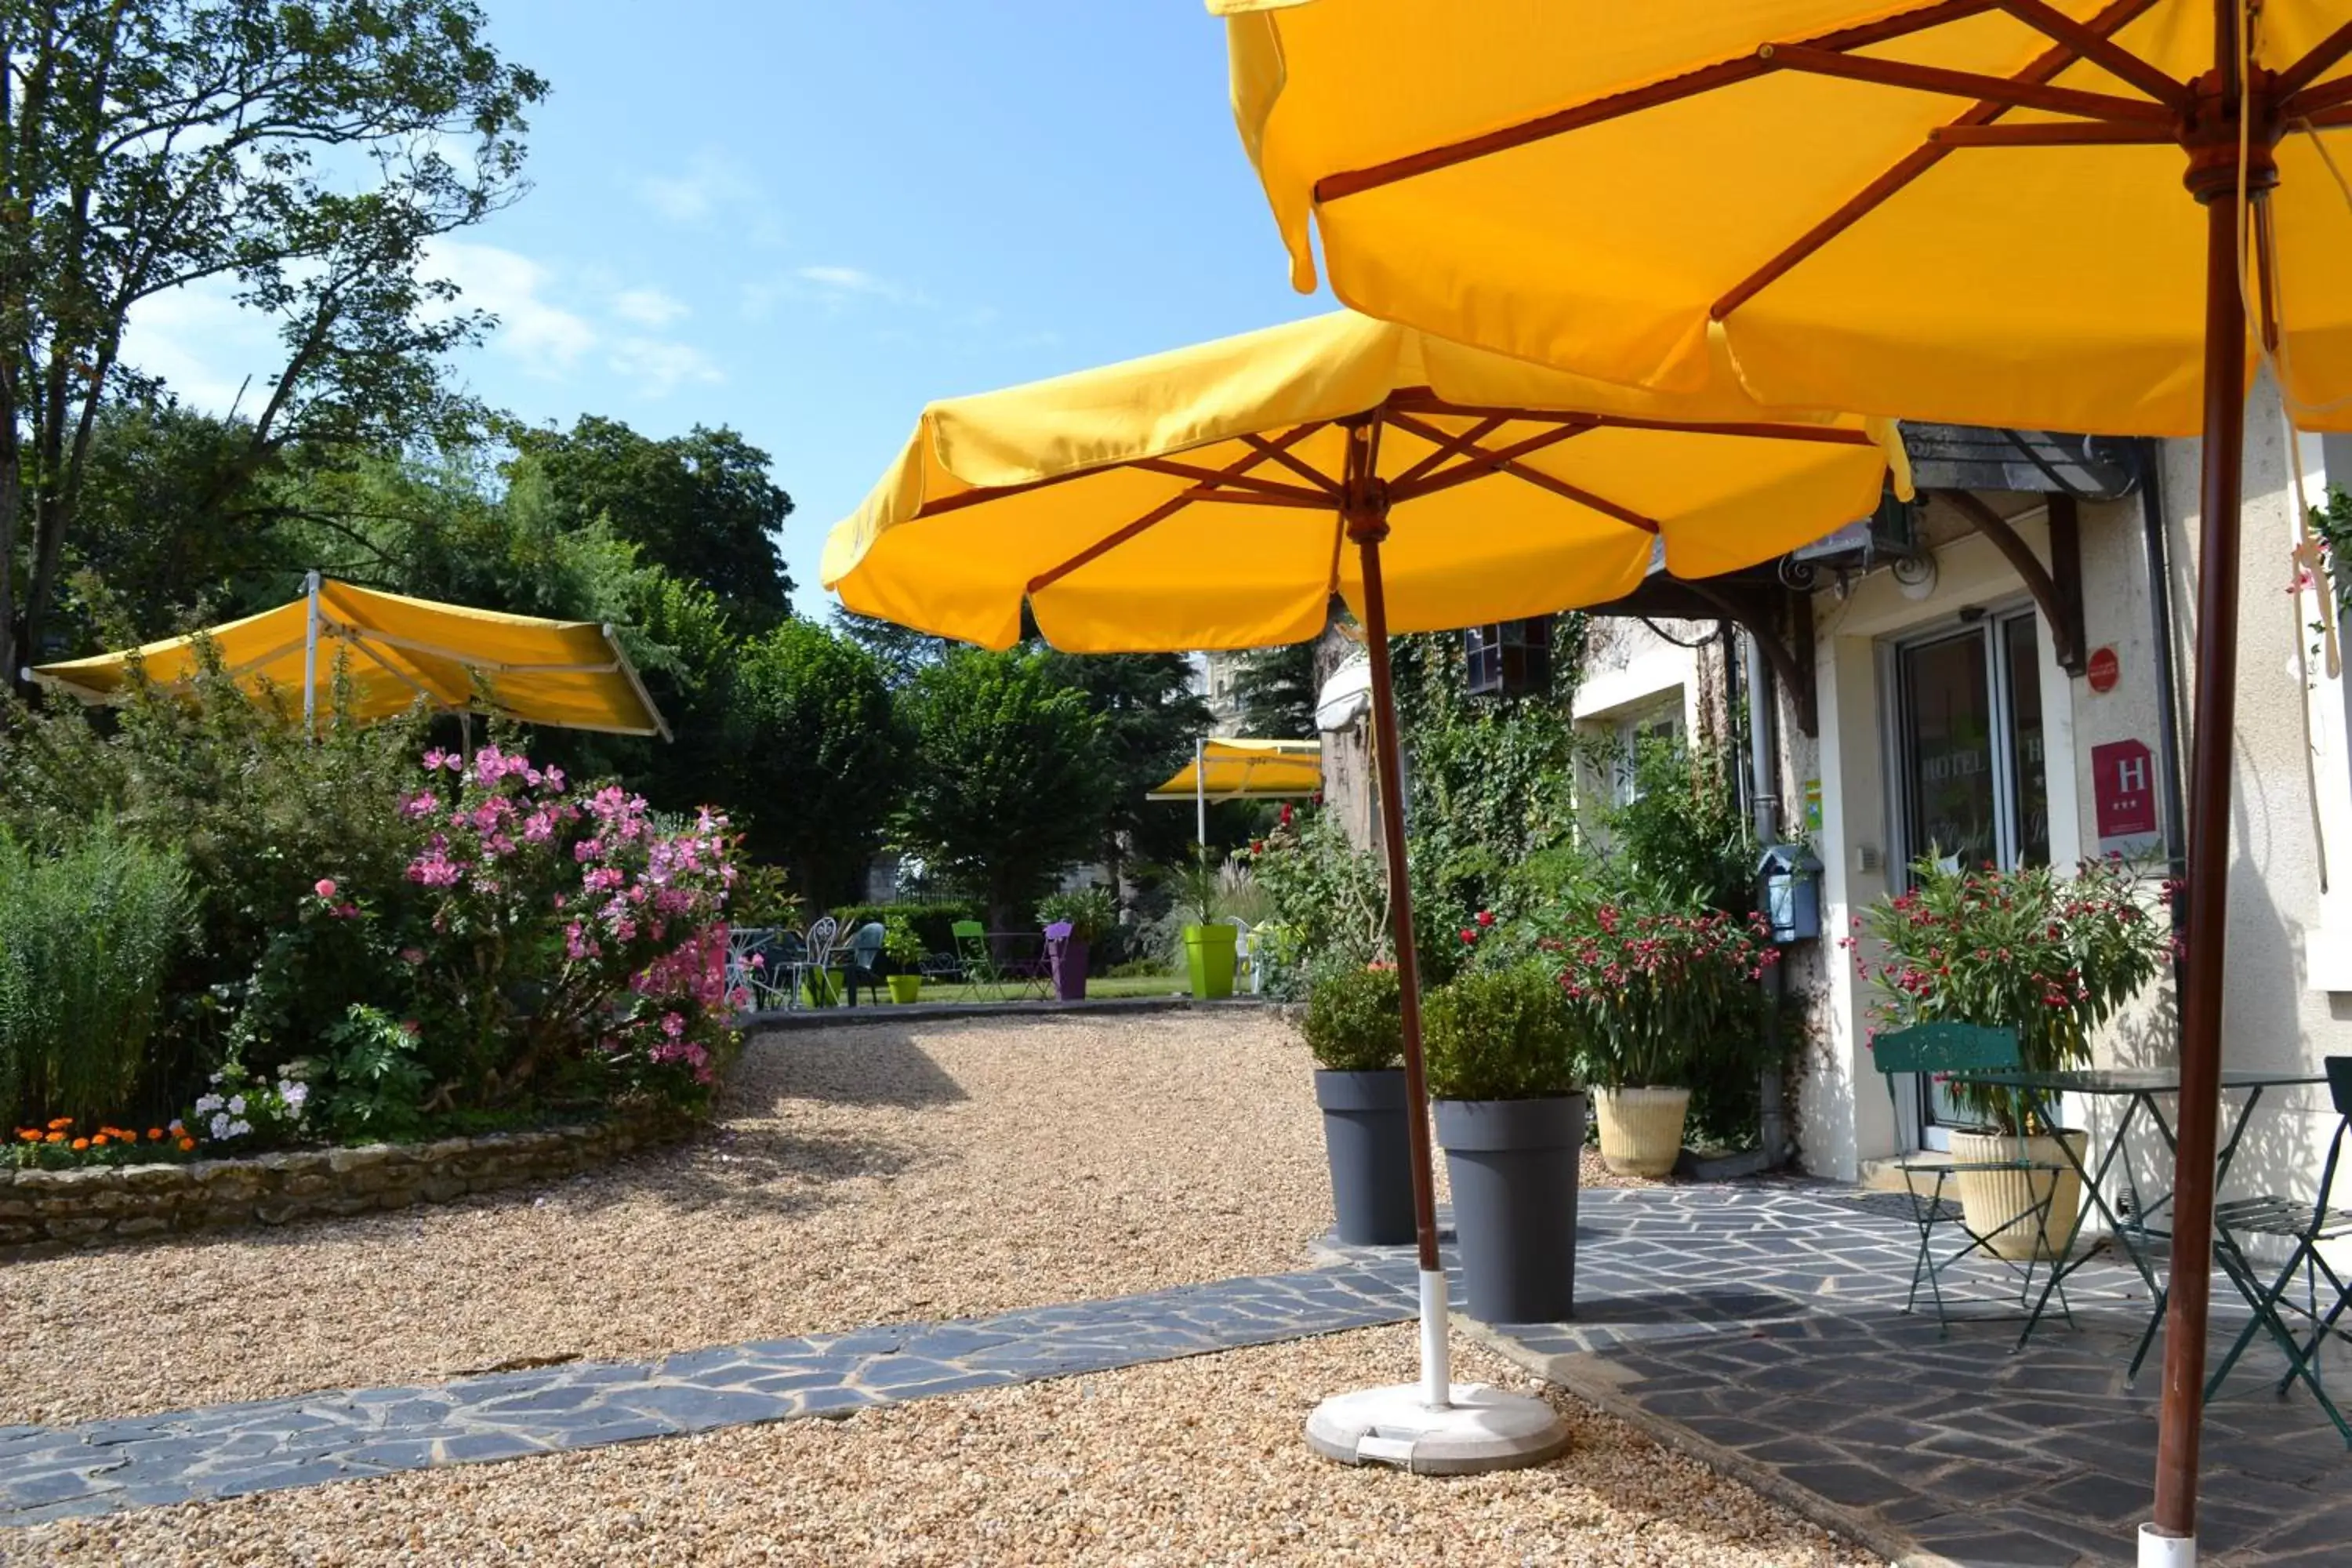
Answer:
[0, 1106, 693, 1257]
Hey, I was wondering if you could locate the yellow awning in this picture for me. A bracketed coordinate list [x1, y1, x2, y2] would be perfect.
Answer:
[31, 576, 671, 739]
[1215, 1, 2352, 434]
[821, 310, 1907, 652]
[1149, 738, 1323, 800]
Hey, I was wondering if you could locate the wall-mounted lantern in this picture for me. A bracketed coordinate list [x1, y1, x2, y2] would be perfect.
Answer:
[1758, 842, 1824, 945]
[1462, 618, 1552, 698]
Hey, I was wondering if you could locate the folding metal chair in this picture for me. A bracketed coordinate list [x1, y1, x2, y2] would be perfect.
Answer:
[1874, 1022, 2075, 1335]
[2208, 1056, 2352, 1445]
[951, 919, 1005, 1000]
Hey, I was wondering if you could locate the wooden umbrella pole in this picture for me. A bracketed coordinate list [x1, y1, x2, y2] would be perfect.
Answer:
[2153, 10, 2259, 1539]
[1344, 414, 1450, 1407]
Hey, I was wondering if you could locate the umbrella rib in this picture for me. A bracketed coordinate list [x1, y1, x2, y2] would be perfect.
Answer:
[1238, 428, 1342, 494]
[1024, 423, 1323, 595]
[1314, 0, 1994, 203]
[1129, 457, 1331, 503]
[2291, 75, 2352, 119]
[1764, 45, 2172, 125]
[2280, 20, 2352, 101]
[1928, 120, 2175, 145]
[1384, 419, 1596, 502]
[1714, 0, 2161, 319]
[1392, 416, 1505, 488]
[1383, 390, 1876, 445]
[1386, 412, 1659, 534]
[1989, 0, 2187, 111]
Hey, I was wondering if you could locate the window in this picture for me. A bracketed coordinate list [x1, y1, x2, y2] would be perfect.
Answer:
[1464, 619, 1553, 697]
[1610, 703, 1685, 808]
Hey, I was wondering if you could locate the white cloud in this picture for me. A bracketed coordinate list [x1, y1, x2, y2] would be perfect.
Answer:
[611, 285, 688, 328]
[633, 151, 762, 224]
[121, 278, 282, 413]
[608, 337, 723, 397]
[426, 239, 596, 376]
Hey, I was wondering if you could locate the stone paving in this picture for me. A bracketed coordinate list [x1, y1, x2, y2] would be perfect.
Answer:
[0, 1260, 1420, 1526]
[5, 1177, 2349, 1566]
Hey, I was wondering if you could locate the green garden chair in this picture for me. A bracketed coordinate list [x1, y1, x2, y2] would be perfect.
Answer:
[951, 919, 1006, 1001]
[1873, 1022, 2075, 1335]
[2206, 1056, 2352, 1445]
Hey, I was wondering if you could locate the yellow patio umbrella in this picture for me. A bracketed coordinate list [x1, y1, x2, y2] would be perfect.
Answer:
[1214, 0, 2350, 1547]
[31, 572, 672, 739]
[1149, 737, 1322, 845]
[824, 308, 1906, 1472]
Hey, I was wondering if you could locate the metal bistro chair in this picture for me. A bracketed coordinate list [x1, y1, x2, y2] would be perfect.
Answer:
[1874, 1022, 2076, 1335]
[950, 919, 1007, 1000]
[2208, 1055, 2352, 1446]
[724, 927, 791, 1012]
[800, 915, 840, 1007]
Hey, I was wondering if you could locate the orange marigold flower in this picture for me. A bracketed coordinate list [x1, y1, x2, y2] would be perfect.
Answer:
[177, 1137, 196, 1152]
[44, 1132, 64, 1144]
[16, 1130, 38, 1142]
[90, 1134, 108, 1147]
[71, 1138, 88, 1150]
[47, 1117, 70, 1130]
[148, 1128, 164, 1141]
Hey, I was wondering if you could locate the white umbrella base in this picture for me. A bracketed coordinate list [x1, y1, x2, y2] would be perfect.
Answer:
[1305, 1383, 1569, 1475]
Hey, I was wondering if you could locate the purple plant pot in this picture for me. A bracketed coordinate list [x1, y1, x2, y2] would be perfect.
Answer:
[1047, 927, 1089, 1001]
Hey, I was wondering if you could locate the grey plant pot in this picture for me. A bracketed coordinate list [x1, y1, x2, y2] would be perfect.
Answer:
[1433, 1093, 1587, 1324]
[1313, 1069, 1417, 1247]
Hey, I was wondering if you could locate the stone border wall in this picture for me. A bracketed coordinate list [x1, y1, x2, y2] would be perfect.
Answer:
[0, 1110, 693, 1257]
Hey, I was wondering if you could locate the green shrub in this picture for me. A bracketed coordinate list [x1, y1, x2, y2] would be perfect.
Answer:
[1422, 965, 1580, 1102]
[0, 822, 192, 1126]
[1299, 964, 1403, 1072]
[314, 1004, 433, 1142]
[1037, 885, 1116, 943]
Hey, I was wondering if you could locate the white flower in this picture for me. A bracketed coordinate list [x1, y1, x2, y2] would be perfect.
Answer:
[209, 1113, 231, 1140]
[228, 1120, 252, 1138]
[282, 1083, 309, 1112]
[227, 1095, 246, 1116]
[194, 1094, 222, 1115]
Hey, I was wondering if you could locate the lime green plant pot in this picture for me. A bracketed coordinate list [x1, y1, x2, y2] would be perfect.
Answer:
[804, 971, 841, 1007]
[1182, 924, 1238, 1000]
[887, 975, 924, 1004]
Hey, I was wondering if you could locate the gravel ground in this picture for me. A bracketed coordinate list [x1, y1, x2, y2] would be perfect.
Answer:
[1, 1013, 1347, 1427]
[15, 1325, 1882, 1568]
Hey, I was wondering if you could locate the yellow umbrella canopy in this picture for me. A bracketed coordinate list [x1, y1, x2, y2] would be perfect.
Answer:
[32, 575, 672, 739]
[824, 310, 1905, 1461]
[1148, 738, 1323, 800]
[823, 310, 1907, 653]
[1214, 0, 2346, 1537]
[1218, 0, 2352, 434]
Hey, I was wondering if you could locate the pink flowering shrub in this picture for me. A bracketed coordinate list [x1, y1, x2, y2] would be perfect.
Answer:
[392, 746, 743, 1109]
[1851, 856, 2169, 1133]
[1531, 898, 1780, 1090]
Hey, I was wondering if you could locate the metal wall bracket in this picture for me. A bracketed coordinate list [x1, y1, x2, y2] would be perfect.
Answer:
[1943, 489, 2087, 675]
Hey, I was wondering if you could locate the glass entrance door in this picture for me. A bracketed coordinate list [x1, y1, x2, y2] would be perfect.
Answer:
[1889, 611, 2048, 1145]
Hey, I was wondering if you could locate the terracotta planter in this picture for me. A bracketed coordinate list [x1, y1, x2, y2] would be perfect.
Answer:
[1948, 1128, 2088, 1261]
[1593, 1087, 1691, 1178]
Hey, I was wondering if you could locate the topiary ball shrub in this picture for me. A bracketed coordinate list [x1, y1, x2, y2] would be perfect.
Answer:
[1423, 965, 1581, 1102]
[1300, 963, 1403, 1073]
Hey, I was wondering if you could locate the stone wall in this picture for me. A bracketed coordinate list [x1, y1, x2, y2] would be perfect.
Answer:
[0, 1111, 693, 1256]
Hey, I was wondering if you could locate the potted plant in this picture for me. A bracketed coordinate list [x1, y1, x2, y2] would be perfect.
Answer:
[1424, 964, 1586, 1323]
[1857, 857, 2169, 1259]
[1174, 853, 1237, 1000]
[1037, 886, 1114, 1001]
[1558, 898, 1778, 1178]
[1298, 962, 1414, 1246]
[882, 916, 926, 1004]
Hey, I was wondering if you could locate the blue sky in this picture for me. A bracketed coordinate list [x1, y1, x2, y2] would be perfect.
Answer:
[127, 0, 1330, 619]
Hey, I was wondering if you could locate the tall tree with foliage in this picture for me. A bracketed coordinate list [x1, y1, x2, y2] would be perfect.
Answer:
[0, 0, 546, 682]
[732, 619, 902, 906]
[834, 608, 956, 688]
[1044, 651, 1209, 888]
[506, 416, 793, 629]
[893, 649, 1111, 925]
[1232, 642, 1318, 738]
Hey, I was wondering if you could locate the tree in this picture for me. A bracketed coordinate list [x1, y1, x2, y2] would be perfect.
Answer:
[507, 417, 793, 628]
[1232, 641, 1319, 738]
[1043, 651, 1210, 887]
[834, 608, 955, 687]
[0, 0, 545, 681]
[732, 620, 902, 906]
[893, 649, 1111, 925]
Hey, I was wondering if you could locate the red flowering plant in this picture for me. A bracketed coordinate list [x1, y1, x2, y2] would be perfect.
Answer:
[1534, 895, 1780, 1091]
[1852, 856, 2170, 1134]
[394, 746, 744, 1111]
